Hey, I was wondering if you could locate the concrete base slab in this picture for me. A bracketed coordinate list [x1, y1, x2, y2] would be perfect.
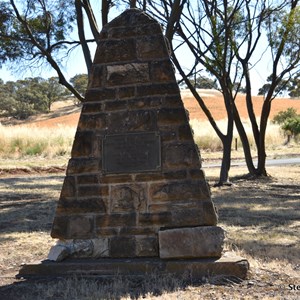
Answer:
[17, 252, 249, 281]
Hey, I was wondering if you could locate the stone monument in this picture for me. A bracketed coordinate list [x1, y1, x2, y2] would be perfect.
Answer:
[18, 8, 249, 280]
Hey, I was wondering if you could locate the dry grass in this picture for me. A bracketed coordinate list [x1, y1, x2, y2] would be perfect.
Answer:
[0, 124, 75, 158]
[190, 118, 285, 152]
[0, 165, 299, 299]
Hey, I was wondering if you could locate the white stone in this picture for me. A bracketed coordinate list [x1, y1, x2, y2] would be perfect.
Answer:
[47, 245, 70, 262]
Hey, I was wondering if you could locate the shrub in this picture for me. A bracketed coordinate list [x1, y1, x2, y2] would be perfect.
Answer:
[272, 108, 298, 124]
[281, 116, 300, 138]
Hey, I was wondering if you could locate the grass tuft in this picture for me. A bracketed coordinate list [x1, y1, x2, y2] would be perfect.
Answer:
[0, 124, 75, 158]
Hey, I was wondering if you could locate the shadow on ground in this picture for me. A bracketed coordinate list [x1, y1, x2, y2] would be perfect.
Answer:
[210, 176, 300, 264]
[0, 175, 63, 234]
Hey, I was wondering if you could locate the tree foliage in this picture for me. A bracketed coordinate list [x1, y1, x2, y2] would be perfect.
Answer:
[0, 77, 66, 119]
[183, 75, 218, 90]
[282, 116, 300, 137]
[70, 73, 88, 97]
[0, 0, 97, 101]
[272, 107, 298, 124]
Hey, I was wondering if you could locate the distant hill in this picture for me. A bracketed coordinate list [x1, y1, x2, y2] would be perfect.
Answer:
[1, 90, 300, 128]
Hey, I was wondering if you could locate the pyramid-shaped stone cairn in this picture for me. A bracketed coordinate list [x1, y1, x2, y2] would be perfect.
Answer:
[18, 9, 249, 279]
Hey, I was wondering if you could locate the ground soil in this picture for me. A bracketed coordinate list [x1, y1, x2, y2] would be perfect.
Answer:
[0, 166, 299, 299]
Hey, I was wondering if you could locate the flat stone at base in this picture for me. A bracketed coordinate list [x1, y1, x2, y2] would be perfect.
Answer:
[17, 252, 249, 280]
[159, 226, 225, 259]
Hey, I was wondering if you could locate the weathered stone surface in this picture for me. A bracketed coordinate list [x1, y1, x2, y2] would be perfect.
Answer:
[60, 176, 76, 198]
[67, 158, 101, 175]
[17, 253, 249, 280]
[51, 216, 68, 238]
[47, 245, 70, 262]
[136, 35, 169, 60]
[106, 110, 157, 133]
[136, 236, 158, 257]
[96, 213, 137, 228]
[138, 212, 172, 226]
[94, 39, 136, 64]
[136, 82, 179, 97]
[84, 88, 116, 102]
[77, 185, 109, 198]
[106, 63, 149, 86]
[162, 143, 201, 169]
[78, 113, 107, 131]
[110, 236, 136, 257]
[57, 197, 107, 214]
[159, 226, 225, 259]
[110, 184, 147, 213]
[68, 216, 95, 239]
[92, 238, 109, 257]
[48, 239, 110, 261]
[149, 180, 210, 202]
[71, 131, 95, 158]
[150, 60, 175, 82]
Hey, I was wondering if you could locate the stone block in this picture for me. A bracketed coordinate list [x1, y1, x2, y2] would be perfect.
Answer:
[136, 83, 179, 97]
[93, 39, 136, 64]
[162, 143, 201, 169]
[159, 226, 225, 259]
[106, 63, 149, 86]
[150, 60, 175, 82]
[17, 253, 249, 280]
[92, 238, 109, 257]
[96, 213, 137, 228]
[119, 226, 157, 236]
[67, 158, 101, 175]
[81, 103, 103, 114]
[71, 131, 95, 158]
[178, 124, 194, 140]
[77, 174, 100, 185]
[106, 110, 157, 133]
[100, 174, 133, 184]
[136, 35, 169, 60]
[170, 208, 205, 227]
[68, 216, 95, 239]
[104, 100, 127, 111]
[84, 88, 116, 102]
[118, 86, 135, 99]
[134, 170, 187, 182]
[162, 95, 184, 108]
[189, 169, 206, 179]
[203, 201, 218, 225]
[57, 198, 107, 214]
[138, 212, 172, 226]
[110, 184, 147, 213]
[60, 176, 76, 198]
[77, 185, 109, 198]
[109, 236, 136, 257]
[88, 64, 106, 88]
[136, 236, 158, 257]
[108, 9, 155, 28]
[51, 216, 68, 238]
[77, 113, 107, 131]
[47, 244, 70, 262]
[157, 108, 188, 125]
[149, 180, 210, 202]
[128, 96, 162, 110]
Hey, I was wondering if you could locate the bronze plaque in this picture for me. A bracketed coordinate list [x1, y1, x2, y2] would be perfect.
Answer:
[103, 132, 161, 174]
